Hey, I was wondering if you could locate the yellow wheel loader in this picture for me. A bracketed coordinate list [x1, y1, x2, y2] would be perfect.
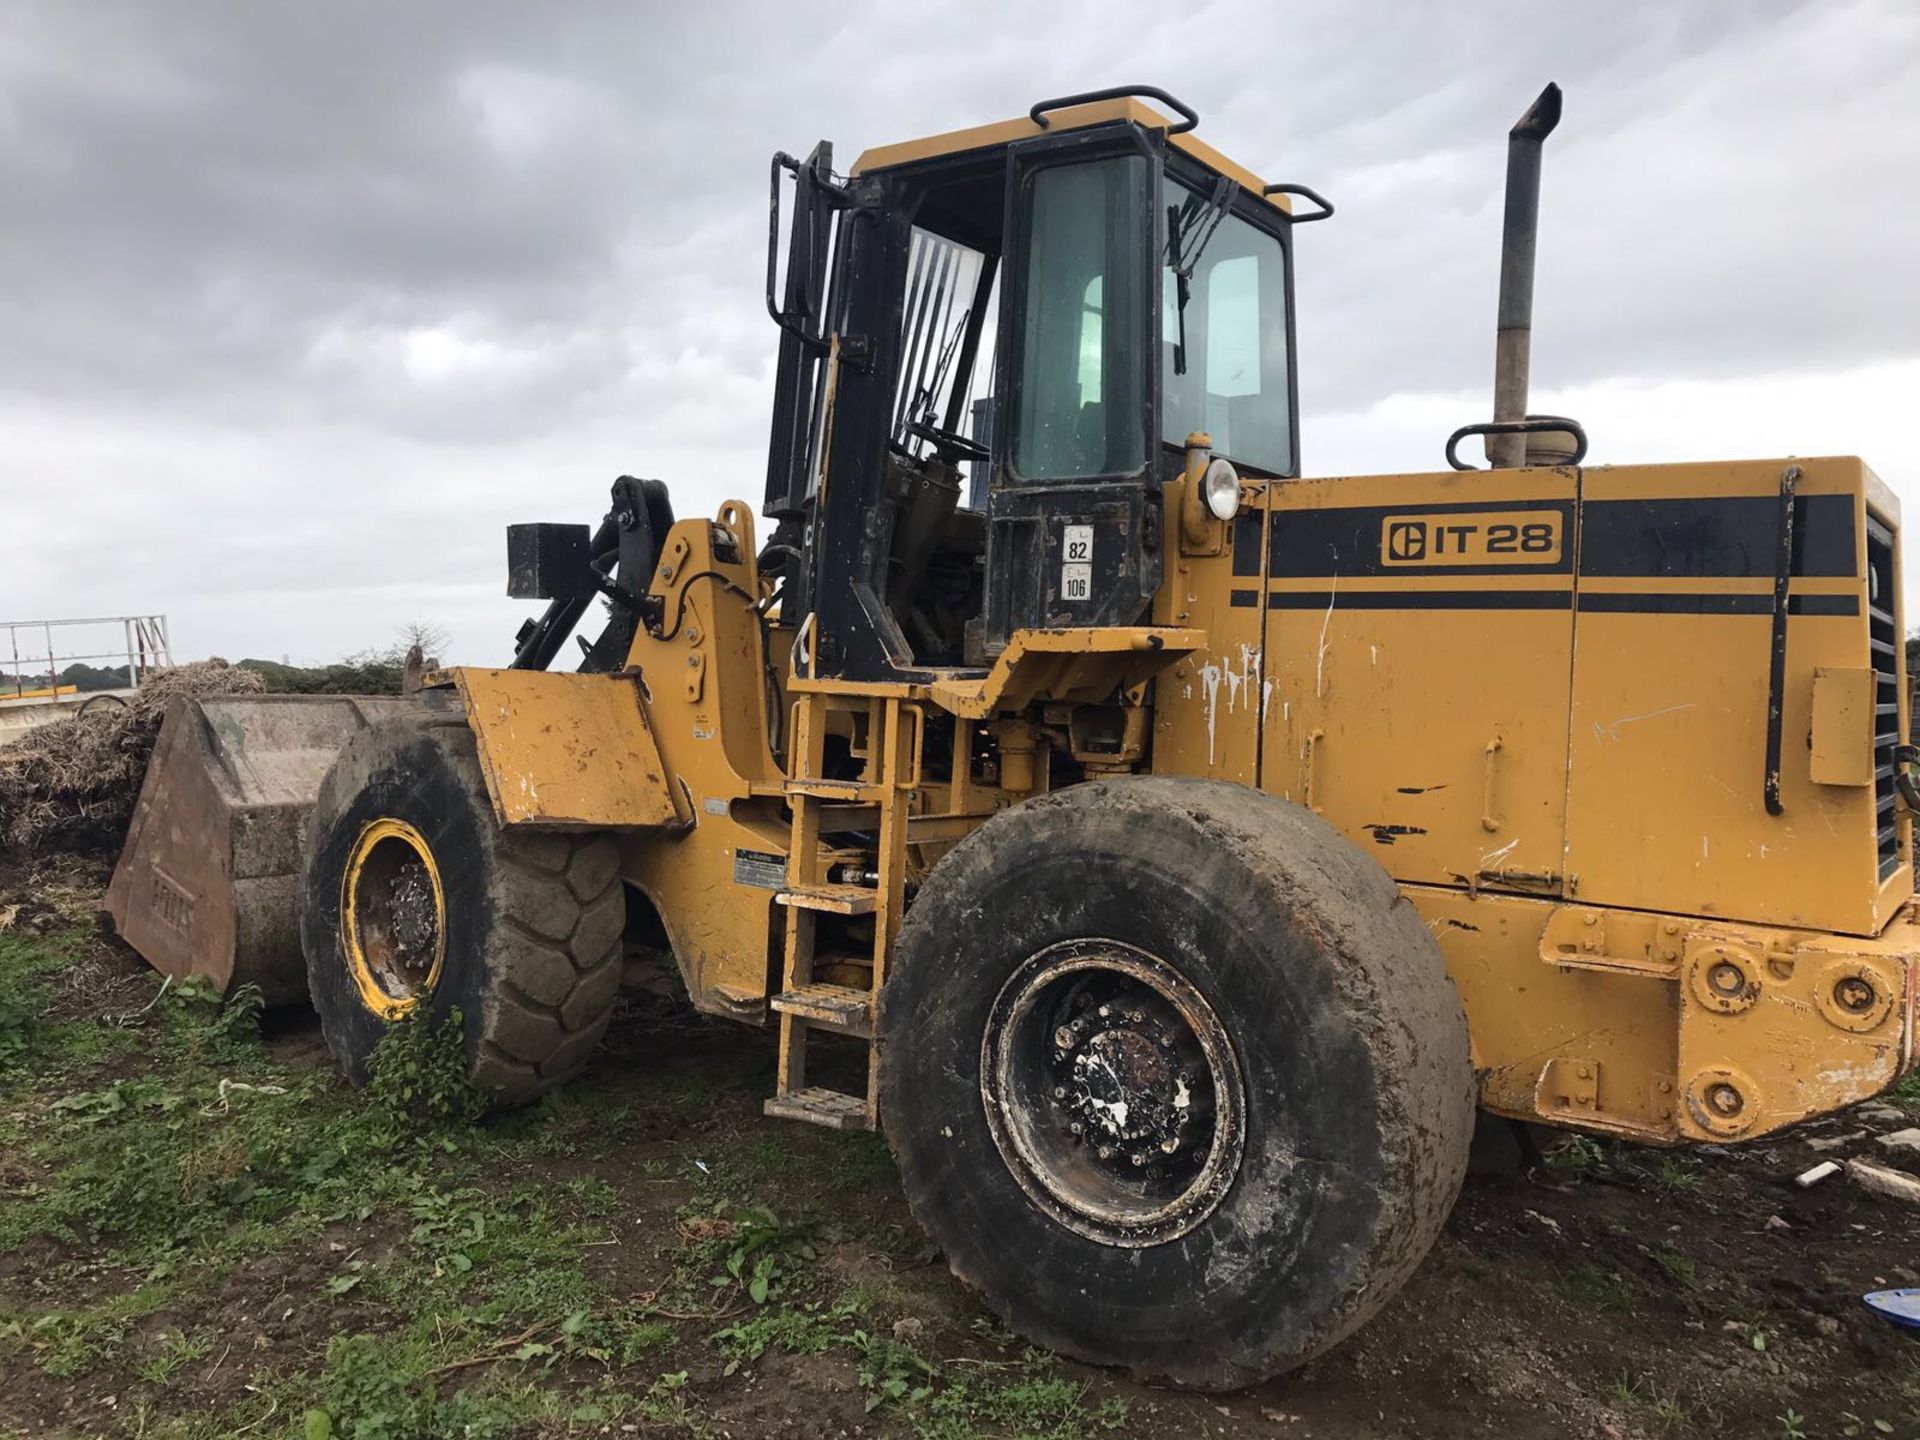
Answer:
[110, 84, 1919, 1388]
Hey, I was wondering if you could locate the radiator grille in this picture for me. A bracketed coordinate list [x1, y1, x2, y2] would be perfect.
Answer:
[1866, 513, 1901, 880]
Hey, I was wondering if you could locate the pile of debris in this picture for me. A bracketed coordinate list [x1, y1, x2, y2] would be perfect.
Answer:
[0, 660, 264, 856]
[1793, 1097, 1920, 1206]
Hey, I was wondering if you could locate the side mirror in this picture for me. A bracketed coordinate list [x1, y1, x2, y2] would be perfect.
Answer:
[506, 523, 596, 601]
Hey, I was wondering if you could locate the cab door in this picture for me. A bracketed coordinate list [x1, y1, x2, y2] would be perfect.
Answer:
[1257, 468, 1578, 892]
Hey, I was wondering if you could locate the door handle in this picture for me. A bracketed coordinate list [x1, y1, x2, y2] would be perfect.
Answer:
[1481, 735, 1505, 833]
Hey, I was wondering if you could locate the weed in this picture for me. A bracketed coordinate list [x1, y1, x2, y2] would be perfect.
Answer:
[0, 928, 83, 1073]
[3, 1281, 178, 1379]
[563, 1172, 619, 1217]
[166, 976, 266, 1063]
[1610, 1372, 1690, 1434]
[1653, 1244, 1696, 1286]
[132, 1329, 212, 1385]
[1562, 1263, 1635, 1312]
[1837, 1412, 1900, 1437]
[1547, 1134, 1608, 1175]
[830, 1130, 900, 1189]
[1779, 1407, 1807, 1440]
[1647, 1155, 1701, 1194]
[364, 1007, 489, 1131]
[712, 1302, 843, 1373]
[846, 1326, 938, 1413]
[682, 1205, 820, 1306]
[918, 1355, 1129, 1440]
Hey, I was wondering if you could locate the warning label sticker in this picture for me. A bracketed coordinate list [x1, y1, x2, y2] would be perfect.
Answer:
[732, 848, 786, 890]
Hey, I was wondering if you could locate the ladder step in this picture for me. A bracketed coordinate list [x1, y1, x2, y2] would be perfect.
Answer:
[764, 1086, 873, 1131]
[784, 779, 888, 803]
[776, 883, 877, 915]
[772, 983, 873, 1035]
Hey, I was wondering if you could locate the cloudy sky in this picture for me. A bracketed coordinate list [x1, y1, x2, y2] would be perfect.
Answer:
[3, 0, 1918, 668]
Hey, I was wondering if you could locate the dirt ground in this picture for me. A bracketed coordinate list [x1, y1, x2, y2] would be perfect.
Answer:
[2, 857, 1918, 1440]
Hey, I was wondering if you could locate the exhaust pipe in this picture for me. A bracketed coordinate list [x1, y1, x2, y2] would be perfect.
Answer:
[1487, 83, 1562, 469]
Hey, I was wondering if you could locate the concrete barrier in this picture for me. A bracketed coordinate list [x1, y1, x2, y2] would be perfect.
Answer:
[0, 689, 136, 744]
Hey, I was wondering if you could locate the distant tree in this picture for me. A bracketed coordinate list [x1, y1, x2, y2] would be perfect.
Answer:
[57, 662, 131, 692]
[396, 622, 450, 664]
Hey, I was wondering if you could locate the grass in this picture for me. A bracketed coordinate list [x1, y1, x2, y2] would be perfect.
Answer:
[1611, 1372, 1692, 1435]
[1562, 1262, 1637, 1313]
[1652, 1244, 1696, 1287]
[0, 915, 1135, 1440]
[1645, 1155, 1702, 1194]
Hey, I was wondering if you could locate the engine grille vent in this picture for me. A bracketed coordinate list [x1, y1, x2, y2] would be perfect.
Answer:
[1866, 513, 1901, 880]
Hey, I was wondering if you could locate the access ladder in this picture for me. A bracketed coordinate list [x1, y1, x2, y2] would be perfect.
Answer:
[764, 690, 917, 1130]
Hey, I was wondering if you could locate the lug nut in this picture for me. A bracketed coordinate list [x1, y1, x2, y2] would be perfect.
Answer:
[1053, 1085, 1067, 1100]
[1131, 1153, 1146, 1168]
[1706, 1082, 1743, 1117]
[1055, 1025, 1076, 1049]
[1708, 961, 1744, 996]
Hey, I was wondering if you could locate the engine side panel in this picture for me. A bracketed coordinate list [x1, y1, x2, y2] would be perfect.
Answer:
[1562, 457, 1909, 936]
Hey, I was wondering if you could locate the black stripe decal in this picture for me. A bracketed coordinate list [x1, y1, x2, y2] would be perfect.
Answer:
[1231, 512, 1264, 577]
[1267, 500, 1574, 578]
[1256, 493, 1858, 582]
[1577, 592, 1862, 616]
[1579, 592, 1769, 615]
[1789, 593, 1861, 616]
[1256, 589, 1861, 615]
[1229, 588, 1259, 608]
[1580, 494, 1856, 578]
[1266, 589, 1573, 611]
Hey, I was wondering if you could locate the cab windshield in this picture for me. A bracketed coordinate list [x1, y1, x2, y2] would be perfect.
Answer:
[1161, 179, 1293, 475]
[1003, 157, 1293, 482]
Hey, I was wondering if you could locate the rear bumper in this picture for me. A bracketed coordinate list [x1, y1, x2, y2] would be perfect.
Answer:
[1414, 886, 1918, 1144]
[1649, 907, 1917, 1142]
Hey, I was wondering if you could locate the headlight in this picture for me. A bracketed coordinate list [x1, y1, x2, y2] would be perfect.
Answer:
[1202, 457, 1240, 521]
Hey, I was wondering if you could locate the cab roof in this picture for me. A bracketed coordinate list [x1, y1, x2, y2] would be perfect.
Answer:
[850, 96, 1293, 216]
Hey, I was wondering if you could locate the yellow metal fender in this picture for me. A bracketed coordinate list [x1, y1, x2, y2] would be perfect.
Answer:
[448, 667, 684, 830]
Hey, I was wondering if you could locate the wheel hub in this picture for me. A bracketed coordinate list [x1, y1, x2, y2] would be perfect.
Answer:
[1058, 1006, 1196, 1162]
[981, 939, 1245, 1247]
[340, 817, 447, 1019]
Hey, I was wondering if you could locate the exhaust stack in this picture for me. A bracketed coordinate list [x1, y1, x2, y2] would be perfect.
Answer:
[1487, 83, 1562, 469]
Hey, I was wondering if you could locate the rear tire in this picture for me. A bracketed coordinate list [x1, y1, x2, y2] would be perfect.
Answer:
[876, 776, 1474, 1389]
[301, 712, 624, 1104]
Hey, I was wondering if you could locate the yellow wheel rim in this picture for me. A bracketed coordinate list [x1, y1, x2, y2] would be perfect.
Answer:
[340, 817, 447, 1019]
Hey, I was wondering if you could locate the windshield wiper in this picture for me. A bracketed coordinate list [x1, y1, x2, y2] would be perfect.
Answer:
[1167, 176, 1234, 377]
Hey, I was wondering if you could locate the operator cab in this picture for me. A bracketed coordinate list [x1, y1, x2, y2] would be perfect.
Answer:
[762, 86, 1326, 683]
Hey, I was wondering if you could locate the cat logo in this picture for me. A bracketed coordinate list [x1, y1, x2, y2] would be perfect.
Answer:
[1385, 521, 1428, 562]
[1379, 511, 1563, 567]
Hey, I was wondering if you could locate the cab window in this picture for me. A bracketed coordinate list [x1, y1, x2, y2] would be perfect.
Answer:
[1161, 181, 1292, 475]
[1009, 155, 1151, 481]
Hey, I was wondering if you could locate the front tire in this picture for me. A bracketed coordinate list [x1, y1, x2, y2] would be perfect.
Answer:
[876, 776, 1474, 1389]
[301, 712, 625, 1104]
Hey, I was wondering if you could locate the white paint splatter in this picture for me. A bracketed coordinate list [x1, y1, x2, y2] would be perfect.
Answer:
[1481, 836, 1519, 869]
[1594, 703, 1696, 743]
[1315, 577, 1338, 698]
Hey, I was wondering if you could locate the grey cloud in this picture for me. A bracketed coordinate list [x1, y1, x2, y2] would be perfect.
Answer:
[2, 0, 1916, 663]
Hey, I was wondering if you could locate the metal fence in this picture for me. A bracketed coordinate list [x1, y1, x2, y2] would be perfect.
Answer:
[0, 615, 173, 700]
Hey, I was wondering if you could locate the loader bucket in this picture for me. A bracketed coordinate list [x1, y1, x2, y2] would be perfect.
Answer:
[106, 693, 420, 1003]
